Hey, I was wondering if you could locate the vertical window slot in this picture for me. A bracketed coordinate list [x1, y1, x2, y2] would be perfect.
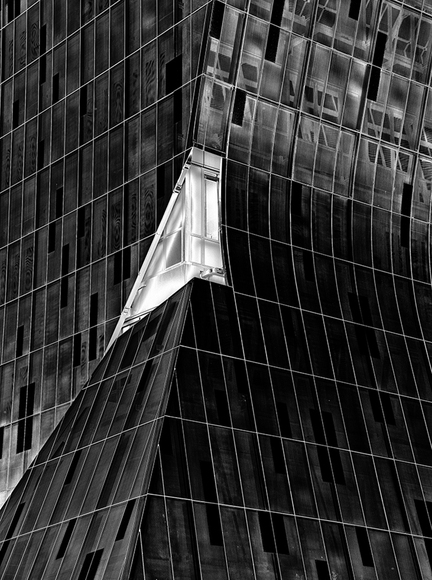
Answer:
[373, 32, 387, 68]
[16, 325, 24, 357]
[210, 1, 225, 39]
[61, 244, 69, 276]
[160, 424, 174, 456]
[265, 24, 280, 63]
[401, 215, 410, 248]
[40, 25, 47, 54]
[123, 247, 131, 280]
[64, 450, 82, 485]
[270, 0, 284, 26]
[77, 550, 103, 580]
[48, 222, 56, 253]
[272, 513, 289, 554]
[173, 89, 182, 123]
[367, 67, 380, 101]
[17, 417, 33, 452]
[89, 327, 97, 361]
[18, 384, 34, 419]
[80, 85, 88, 115]
[56, 519, 76, 559]
[53, 73, 60, 103]
[206, 504, 223, 545]
[367, 32, 387, 101]
[116, 500, 136, 541]
[291, 181, 303, 216]
[97, 434, 130, 508]
[401, 183, 413, 217]
[166, 55, 182, 94]
[356, 527, 374, 567]
[259, 512, 276, 552]
[0, 500, 25, 565]
[349, 0, 360, 20]
[6, 502, 25, 539]
[37, 140, 45, 170]
[200, 460, 218, 502]
[232, 90, 246, 126]
[40, 55, 46, 84]
[90, 293, 98, 327]
[60, 277, 68, 308]
[316, 560, 331, 580]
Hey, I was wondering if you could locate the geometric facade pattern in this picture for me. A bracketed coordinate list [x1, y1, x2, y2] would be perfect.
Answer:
[0, 0, 210, 503]
[0, 283, 191, 578]
[3, 0, 432, 579]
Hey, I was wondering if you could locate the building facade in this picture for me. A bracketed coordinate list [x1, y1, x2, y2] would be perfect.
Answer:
[2, 0, 432, 578]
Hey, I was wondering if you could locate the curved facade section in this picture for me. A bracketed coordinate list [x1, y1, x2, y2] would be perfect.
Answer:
[208, 0, 432, 577]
